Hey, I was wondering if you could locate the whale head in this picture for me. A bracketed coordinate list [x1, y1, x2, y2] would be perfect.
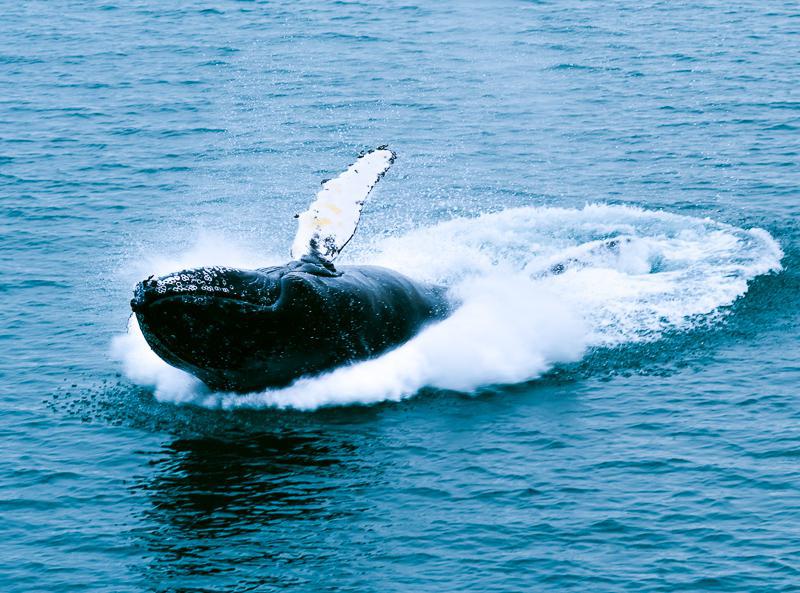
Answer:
[130, 263, 335, 391]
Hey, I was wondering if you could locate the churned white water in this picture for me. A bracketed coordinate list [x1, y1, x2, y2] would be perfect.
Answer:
[111, 204, 783, 410]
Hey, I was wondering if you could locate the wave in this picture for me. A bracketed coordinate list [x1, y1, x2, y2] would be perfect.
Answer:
[111, 204, 783, 410]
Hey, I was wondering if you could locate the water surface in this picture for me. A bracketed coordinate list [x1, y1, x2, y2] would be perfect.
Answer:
[2, 1, 799, 591]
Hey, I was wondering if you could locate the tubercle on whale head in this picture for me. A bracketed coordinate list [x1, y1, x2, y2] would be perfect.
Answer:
[129, 257, 343, 314]
[130, 265, 284, 313]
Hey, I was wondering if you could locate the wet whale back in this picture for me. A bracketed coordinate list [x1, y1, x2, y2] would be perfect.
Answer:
[219, 264, 447, 391]
[284, 264, 446, 349]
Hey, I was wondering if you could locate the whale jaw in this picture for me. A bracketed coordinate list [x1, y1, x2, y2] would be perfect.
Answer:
[130, 266, 310, 391]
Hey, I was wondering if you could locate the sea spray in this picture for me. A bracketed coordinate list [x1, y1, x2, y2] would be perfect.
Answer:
[112, 205, 783, 409]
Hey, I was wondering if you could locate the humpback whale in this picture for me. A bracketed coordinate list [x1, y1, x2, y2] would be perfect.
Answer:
[130, 147, 449, 392]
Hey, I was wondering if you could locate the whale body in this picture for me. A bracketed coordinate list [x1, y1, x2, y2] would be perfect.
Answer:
[130, 147, 450, 392]
[131, 257, 447, 391]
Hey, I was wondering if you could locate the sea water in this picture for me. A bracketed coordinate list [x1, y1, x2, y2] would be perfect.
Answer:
[1, 1, 798, 591]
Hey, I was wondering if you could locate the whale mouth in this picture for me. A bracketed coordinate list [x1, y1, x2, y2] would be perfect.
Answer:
[130, 290, 274, 314]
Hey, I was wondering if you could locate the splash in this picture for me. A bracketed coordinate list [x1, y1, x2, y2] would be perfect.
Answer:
[111, 204, 783, 410]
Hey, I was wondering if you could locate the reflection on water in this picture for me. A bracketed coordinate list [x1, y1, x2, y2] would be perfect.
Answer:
[133, 423, 378, 591]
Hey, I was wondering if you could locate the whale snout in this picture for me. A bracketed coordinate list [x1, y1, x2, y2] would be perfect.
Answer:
[130, 276, 160, 312]
[130, 266, 281, 314]
[129, 265, 298, 391]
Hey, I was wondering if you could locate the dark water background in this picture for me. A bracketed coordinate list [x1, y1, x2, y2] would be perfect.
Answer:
[2, 1, 799, 591]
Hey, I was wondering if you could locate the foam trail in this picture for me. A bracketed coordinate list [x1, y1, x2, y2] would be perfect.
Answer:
[222, 274, 587, 410]
[112, 204, 783, 410]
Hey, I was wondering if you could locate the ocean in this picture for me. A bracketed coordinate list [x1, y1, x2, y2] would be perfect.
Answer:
[1, 1, 798, 591]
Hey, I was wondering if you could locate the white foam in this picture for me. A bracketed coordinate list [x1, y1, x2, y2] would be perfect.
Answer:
[111, 317, 206, 404]
[120, 228, 275, 285]
[112, 204, 783, 410]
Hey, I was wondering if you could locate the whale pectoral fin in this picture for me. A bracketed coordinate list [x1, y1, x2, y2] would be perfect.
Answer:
[291, 146, 396, 263]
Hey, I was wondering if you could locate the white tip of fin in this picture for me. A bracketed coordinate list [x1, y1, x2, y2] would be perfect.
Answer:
[291, 146, 396, 263]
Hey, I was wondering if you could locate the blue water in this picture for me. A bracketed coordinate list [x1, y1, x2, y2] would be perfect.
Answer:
[2, 1, 799, 591]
